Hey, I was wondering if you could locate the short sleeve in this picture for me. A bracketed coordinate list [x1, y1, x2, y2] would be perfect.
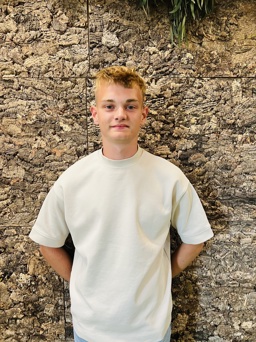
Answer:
[171, 183, 213, 244]
[29, 183, 69, 247]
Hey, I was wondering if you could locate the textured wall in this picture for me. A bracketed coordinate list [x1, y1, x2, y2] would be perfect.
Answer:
[1, 0, 255, 341]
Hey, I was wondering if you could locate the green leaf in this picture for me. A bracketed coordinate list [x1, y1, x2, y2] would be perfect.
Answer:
[169, 0, 182, 14]
[139, 0, 215, 44]
[181, 15, 186, 41]
[190, 2, 196, 20]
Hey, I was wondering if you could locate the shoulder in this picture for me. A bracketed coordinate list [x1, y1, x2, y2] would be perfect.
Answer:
[141, 149, 190, 192]
[142, 149, 185, 175]
[56, 149, 101, 185]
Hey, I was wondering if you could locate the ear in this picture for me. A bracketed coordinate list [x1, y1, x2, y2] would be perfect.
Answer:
[90, 106, 99, 125]
[141, 106, 149, 125]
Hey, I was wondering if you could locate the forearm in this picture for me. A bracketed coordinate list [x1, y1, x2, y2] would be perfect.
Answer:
[171, 242, 204, 278]
[39, 245, 73, 282]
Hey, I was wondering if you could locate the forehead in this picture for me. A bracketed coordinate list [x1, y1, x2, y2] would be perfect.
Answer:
[95, 81, 143, 103]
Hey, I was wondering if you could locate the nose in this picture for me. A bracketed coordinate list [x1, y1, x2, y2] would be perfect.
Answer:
[114, 107, 127, 120]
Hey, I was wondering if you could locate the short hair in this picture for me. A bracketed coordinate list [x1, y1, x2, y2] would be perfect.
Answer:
[94, 66, 146, 98]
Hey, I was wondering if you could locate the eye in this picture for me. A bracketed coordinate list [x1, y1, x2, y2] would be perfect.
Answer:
[104, 104, 115, 110]
[126, 105, 137, 111]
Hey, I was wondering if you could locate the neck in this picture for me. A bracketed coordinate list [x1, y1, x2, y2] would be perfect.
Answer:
[102, 142, 138, 160]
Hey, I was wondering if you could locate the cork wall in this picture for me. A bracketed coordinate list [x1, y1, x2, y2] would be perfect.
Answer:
[1, 0, 255, 341]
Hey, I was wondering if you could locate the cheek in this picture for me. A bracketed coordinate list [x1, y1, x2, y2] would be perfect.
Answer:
[97, 117, 108, 129]
[93, 112, 105, 126]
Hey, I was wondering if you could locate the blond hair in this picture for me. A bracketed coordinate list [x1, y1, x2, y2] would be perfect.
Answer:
[94, 66, 146, 98]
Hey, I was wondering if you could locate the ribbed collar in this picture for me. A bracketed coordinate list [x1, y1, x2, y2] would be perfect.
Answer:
[97, 146, 143, 168]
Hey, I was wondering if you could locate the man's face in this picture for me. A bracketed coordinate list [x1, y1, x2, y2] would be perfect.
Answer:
[91, 81, 148, 146]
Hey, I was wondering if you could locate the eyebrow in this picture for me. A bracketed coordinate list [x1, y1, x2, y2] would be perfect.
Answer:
[101, 99, 140, 103]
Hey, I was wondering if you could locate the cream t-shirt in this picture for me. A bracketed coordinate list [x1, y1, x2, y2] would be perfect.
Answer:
[29, 147, 213, 342]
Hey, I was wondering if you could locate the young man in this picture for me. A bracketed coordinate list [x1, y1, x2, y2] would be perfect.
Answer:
[29, 66, 213, 342]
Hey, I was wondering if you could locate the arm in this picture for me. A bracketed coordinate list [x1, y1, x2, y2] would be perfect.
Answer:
[39, 245, 73, 282]
[171, 242, 204, 278]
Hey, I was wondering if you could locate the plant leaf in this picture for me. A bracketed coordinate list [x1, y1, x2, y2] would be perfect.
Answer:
[169, 0, 182, 14]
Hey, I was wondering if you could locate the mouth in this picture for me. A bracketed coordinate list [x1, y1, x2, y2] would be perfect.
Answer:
[111, 124, 129, 129]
